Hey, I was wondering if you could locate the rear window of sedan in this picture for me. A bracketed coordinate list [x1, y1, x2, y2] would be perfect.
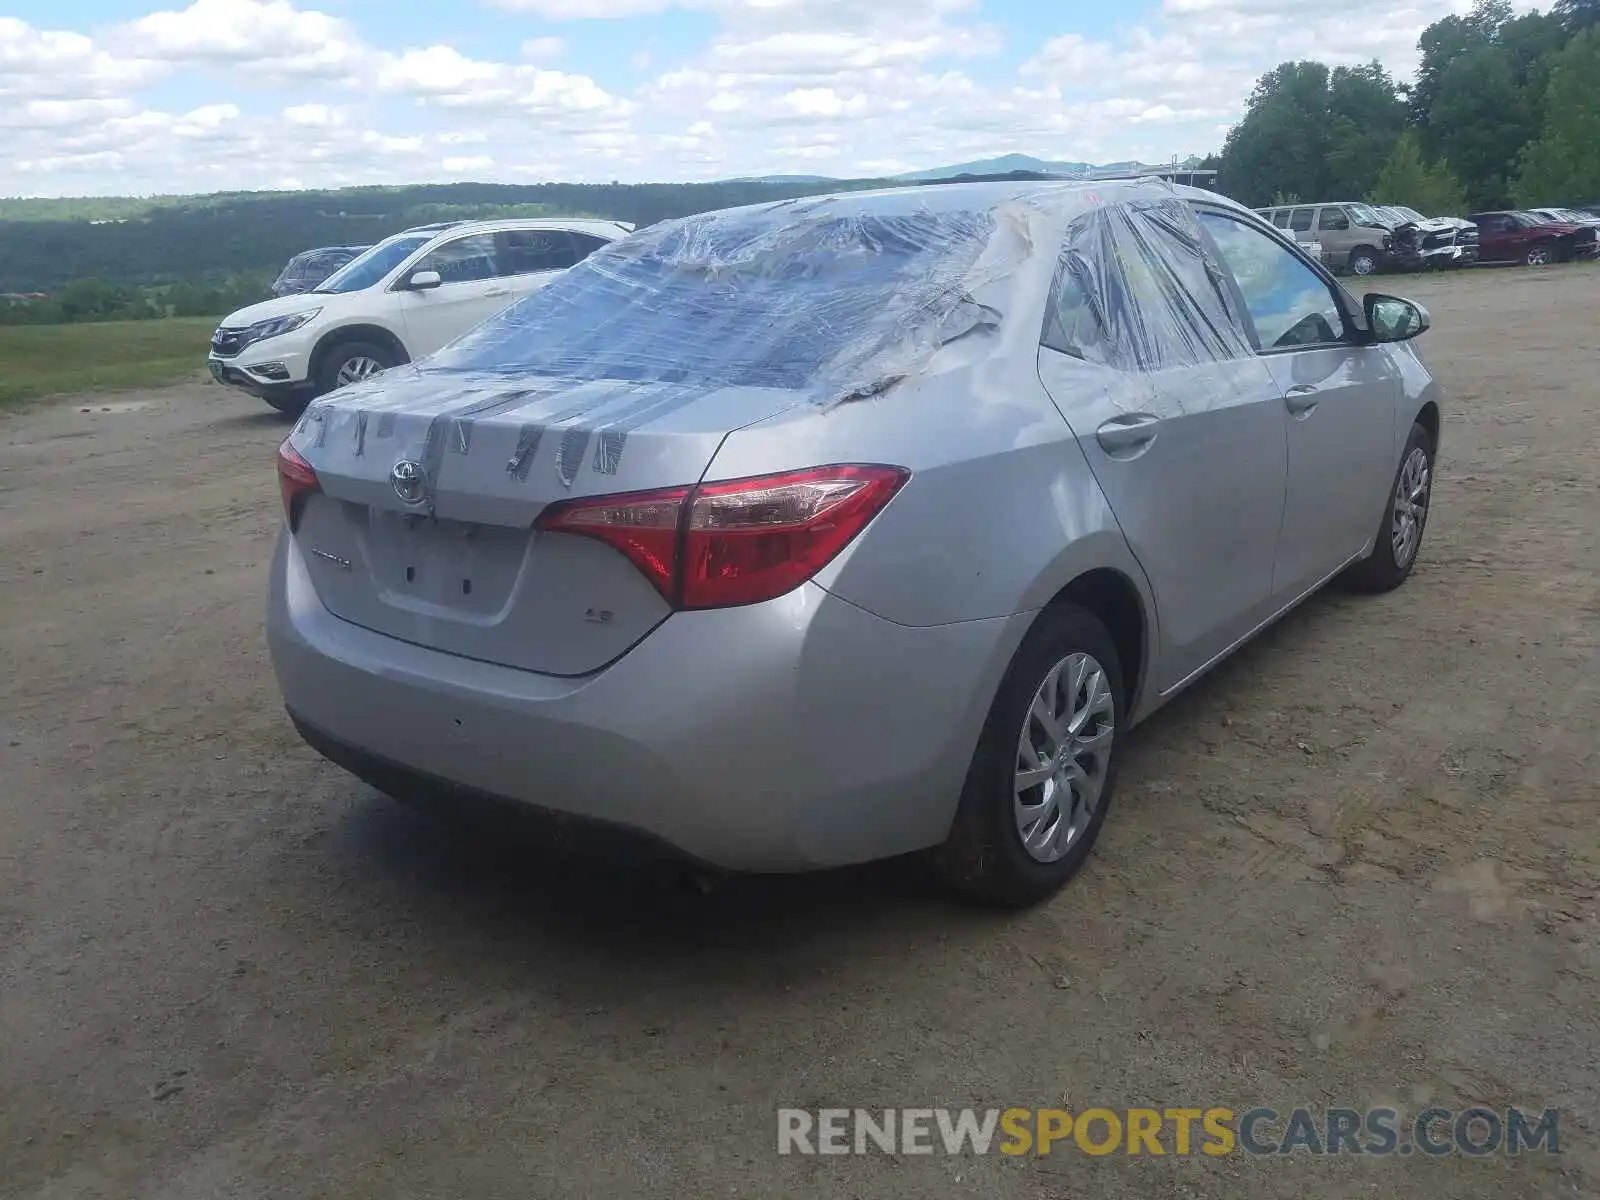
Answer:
[427, 206, 999, 395]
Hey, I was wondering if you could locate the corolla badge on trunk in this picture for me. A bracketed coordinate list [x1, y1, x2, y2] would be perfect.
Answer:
[390, 459, 428, 505]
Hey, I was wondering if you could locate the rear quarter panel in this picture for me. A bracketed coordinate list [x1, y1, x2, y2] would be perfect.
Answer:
[704, 363, 1155, 634]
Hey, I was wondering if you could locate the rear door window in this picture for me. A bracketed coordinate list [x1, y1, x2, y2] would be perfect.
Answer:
[1042, 201, 1252, 370]
[497, 230, 579, 276]
[1271, 210, 1291, 229]
[1288, 208, 1314, 233]
[569, 233, 614, 262]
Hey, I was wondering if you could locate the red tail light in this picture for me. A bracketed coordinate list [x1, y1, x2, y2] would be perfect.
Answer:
[276, 439, 320, 531]
[535, 464, 909, 610]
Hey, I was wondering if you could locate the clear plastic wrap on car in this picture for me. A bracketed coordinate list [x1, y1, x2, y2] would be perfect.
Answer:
[294, 179, 1266, 485]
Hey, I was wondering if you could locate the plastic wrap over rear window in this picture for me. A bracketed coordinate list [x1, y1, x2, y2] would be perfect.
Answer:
[425, 201, 1001, 403]
[401, 181, 1264, 411]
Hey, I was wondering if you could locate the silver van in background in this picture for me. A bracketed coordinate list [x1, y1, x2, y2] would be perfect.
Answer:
[1255, 202, 1394, 276]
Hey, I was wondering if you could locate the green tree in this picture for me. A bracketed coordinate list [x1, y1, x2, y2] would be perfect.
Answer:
[1554, 0, 1600, 31]
[1515, 29, 1600, 203]
[1427, 45, 1532, 207]
[1218, 62, 1335, 205]
[1411, 0, 1509, 128]
[1370, 132, 1469, 213]
[1325, 63, 1409, 197]
[1500, 10, 1571, 128]
[1217, 60, 1403, 205]
[1410, 1, 1568, 207]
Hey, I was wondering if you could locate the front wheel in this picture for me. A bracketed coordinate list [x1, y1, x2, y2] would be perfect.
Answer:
[1524, 242, 1554, 266]
[1349, 248, 1380, 276]
[262, 391, 310, 418]
[932, 603, 1124, 907]
[1342, 421, 1434, 593]
[314, 339, 399, 397]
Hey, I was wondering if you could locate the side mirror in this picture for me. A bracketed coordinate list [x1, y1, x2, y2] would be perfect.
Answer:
[1364, 293, 1430, 342]
[406, 269, 442, 291]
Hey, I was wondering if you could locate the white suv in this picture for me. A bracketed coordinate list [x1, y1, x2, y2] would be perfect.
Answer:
[207, 218, 634, 415]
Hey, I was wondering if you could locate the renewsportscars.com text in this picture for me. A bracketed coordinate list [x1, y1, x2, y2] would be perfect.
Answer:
[777, 1106, 1561, 1157]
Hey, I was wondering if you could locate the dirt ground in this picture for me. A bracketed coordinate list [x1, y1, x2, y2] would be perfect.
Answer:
[2, 265, 1597, 1200]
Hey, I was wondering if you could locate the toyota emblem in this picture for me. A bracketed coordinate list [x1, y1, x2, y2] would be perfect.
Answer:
[390, 459, 427, 505]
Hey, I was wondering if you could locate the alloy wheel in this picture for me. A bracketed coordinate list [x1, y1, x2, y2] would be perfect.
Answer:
[1013, 651, 1116, 864]
[1391, 445, 1431, 568]
[335, 355, 383, 388]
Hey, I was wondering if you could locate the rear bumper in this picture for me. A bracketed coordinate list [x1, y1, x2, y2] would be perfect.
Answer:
[267, 531, 1028, 872]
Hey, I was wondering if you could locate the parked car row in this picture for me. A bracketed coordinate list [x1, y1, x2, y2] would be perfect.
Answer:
[1254, 199, 1600, 274]
[209, 218, 636, 414]
[1254, 201, 1479, 275]
[1470, 209, 1600, 266]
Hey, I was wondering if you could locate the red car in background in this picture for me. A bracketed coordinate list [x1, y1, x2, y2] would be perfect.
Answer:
[1469, 210, 1599, 265]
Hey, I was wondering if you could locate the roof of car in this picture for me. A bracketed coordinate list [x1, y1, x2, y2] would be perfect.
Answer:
[402, 217, 635, 239]
[737, 177, 1247, 221]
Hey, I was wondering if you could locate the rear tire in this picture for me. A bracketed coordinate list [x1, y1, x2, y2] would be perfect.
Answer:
[1349, 247, 1380, 276]
[1342, 421, 1434, 594]
[932, 603, 1124, 908]
[314, 339, 399, 397]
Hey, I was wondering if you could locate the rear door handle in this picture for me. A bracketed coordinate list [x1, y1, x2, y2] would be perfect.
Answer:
[1096, 413, 1161, 457]
[1284, 385, 1319, 416]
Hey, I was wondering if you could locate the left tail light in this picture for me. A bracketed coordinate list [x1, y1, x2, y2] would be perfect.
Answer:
[536, 464, 910, 610]
[276, 439, 320, 531]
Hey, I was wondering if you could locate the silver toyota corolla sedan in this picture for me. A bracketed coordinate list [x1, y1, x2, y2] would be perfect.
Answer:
[268, 179, 1439, 906]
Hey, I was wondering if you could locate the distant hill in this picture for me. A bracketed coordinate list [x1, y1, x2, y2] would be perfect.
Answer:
[720, 153, 1210, 187]
[893, 153, 1210, 182]
[726, 174, 840, 184]
[0, 179, 890, 292]
[893, 154, 1095, 181]
[0, 157, 1216, 292]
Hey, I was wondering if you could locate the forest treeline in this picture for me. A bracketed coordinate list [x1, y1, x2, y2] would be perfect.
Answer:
[6, 0, 1600, 322]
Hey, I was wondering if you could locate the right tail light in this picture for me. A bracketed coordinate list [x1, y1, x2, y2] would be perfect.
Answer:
[276, 438, 321, 531]
[536, 464, 910, 610]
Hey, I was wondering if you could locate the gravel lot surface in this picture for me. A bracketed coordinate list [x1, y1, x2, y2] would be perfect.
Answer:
[2, 266, 1596, 1198]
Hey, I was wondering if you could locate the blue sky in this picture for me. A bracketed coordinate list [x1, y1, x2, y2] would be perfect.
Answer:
[0, 0, 1474, 197]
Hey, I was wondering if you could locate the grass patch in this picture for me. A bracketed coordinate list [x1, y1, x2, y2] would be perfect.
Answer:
[0, 316, 217, 406]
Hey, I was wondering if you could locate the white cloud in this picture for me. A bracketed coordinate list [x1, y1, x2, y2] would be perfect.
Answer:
[706, 27, 998, 75]
[0, 0, 1488, 196]
[0, 17, 158, 99]
[0, 98, 137, 130]
[283, 103, 345, 126]
[361, 131, 427, 155]
[375, 45, 629, 118]
[120, 0, 363, 78]
[486, 0, 678, 15]
[520, 36, 568, 59]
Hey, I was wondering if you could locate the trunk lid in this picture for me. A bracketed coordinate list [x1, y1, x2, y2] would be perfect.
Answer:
[286, 367, 800, 675]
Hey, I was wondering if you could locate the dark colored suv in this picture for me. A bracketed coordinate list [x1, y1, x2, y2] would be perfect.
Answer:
[270, 245, 371, 297]
[1468, 211, 1598, 266]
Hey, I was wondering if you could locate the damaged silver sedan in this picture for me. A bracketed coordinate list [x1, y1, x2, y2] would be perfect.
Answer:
[267, 179, 1441, 905]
